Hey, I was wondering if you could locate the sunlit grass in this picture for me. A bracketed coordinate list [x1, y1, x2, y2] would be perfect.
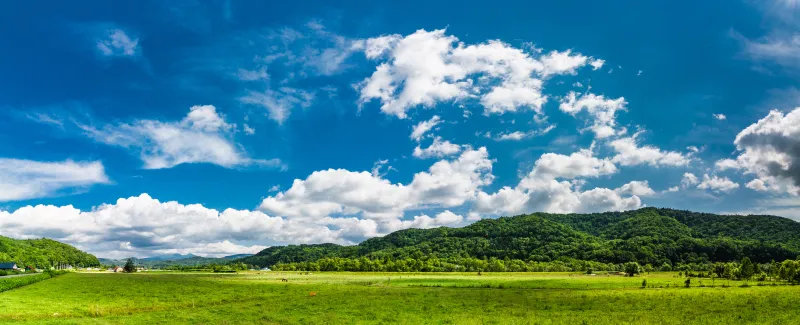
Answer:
[0, 272, 796, 324]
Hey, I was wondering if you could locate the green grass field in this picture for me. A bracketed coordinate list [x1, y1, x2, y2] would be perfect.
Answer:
[0, 271, 797, 324]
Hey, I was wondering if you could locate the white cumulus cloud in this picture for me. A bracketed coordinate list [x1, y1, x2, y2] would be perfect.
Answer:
[357, 29, 594, 118]
[559, 91, 627, 139]
[610, 133, 690, 167]
[412, 137, 463, 159]
[720, 108, 800, 195]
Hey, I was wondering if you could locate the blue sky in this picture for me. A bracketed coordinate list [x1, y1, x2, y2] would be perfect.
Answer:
[2, 0, 800, 258]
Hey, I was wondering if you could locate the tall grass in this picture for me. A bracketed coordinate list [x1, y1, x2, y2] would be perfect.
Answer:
[0, 272, 797, 324]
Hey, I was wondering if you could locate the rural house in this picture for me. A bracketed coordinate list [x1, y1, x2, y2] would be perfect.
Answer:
[0, 263, 18, 271]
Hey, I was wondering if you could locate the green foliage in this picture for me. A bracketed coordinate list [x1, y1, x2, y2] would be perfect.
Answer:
[740, 257, 755, 280]
[778, 260, 800, 282]
[624, 262, 641, 276]
[241, 208, 800, 269]
[0, 235, 99, 268]
[0, 270, 66, 293]
[123, 259, 136, 273]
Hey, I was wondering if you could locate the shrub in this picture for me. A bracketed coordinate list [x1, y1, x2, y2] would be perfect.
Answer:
[623, 262, 641, 276]
[0, 270, 7, 277]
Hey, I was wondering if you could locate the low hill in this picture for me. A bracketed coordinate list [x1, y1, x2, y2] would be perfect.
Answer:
[0, 236, 100, 268]
[238, 208, 800, 268]
[141, 254, 198, 262]
[101, 254, 253, 268]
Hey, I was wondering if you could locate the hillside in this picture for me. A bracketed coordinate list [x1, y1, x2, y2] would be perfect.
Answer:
[100, 254, 253, 268]
[0, 236, 100, 268]
[238, 208, 800, 268]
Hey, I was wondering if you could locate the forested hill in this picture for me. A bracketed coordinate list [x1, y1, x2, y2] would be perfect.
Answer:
[238, 208, 800, 268]
[0, 236, 100, 268]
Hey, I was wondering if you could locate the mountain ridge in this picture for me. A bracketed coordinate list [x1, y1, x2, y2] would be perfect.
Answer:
[237, 207, 800, 268]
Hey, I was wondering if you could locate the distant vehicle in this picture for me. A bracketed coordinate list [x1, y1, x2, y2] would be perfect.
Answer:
[0, 263, 18, 271]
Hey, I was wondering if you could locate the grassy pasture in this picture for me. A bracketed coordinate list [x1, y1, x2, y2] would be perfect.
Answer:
[0, 271, 797, 324]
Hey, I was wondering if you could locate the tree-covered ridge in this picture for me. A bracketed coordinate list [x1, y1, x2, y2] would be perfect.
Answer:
[238, 208, 800, 268]
[0, 236, 100, 268]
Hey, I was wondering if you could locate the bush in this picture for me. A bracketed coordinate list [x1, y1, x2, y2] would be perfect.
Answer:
[0, 271, 65, 293]
[0, 270, 7, 277]
[623, 262, 642, 276]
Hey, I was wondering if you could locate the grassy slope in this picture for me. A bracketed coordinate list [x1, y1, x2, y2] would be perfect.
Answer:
[0, 272, 797, 324]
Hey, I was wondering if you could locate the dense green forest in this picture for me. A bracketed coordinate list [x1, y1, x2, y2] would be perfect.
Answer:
[0, 236, 99, 268]
[239, 208, 800, 271]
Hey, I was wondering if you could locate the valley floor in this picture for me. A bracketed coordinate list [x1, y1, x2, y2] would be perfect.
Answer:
[0, 272, 797, 324]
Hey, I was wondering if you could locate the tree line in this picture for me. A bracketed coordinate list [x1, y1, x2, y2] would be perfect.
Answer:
[271, 255, 800, 282]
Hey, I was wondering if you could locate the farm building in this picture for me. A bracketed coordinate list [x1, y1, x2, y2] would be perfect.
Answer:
[0, 263, 18, 271]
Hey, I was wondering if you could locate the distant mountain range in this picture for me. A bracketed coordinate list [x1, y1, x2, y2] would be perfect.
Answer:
[99, 253, 253, 267]
[141, 254, 199, 261]
[237, 207, 800, 268]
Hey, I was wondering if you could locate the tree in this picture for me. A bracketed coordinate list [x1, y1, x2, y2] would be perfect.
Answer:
[740, 257, 755, 280]
[123, 259, 136, 273]
[623, 262, 641, 276]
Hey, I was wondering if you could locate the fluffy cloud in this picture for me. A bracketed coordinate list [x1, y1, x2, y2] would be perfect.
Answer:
[697, 174, 740, 193]
[682, 172, 699, 187]
[413, 137, 462, 159]
[522, 149, 617, 183]
[80, 105, 280, 169]
[559, 92, 627, 139]
[385, 210, 465, 232]
[96, 28, 139, 57]
[0, 192, 466, 259]
[260, 148, 493, 220]
[715, 158, 739, 170]
[589, 59, 605, 70]
[609, 134, 690, 167]
[410, 115, 442, 142]
[713, 113, 727, 120]
[0, 159, 109, 202]
[681, 172, 739, 193]
[615, 180, 656, 197]
[358, 29, 598, 118]
[0, 194, 387, 258]
[473, 149, 641, 216]
[719, 108, 800, 195]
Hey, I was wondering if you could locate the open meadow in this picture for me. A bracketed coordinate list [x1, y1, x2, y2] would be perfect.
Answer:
[1, 271, 798, 324]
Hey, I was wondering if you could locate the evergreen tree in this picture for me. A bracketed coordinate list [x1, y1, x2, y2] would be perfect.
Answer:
[740, 257, 755, 280]
[123, 258, 136, 273]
